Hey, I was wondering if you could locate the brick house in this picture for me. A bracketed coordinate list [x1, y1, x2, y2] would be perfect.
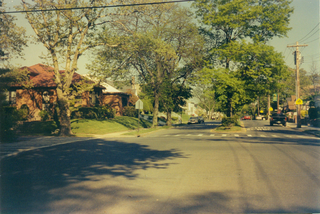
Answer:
[5, 64, 130, 120]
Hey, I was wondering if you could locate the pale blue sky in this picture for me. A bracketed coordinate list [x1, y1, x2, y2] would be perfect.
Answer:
[4, 0, 320, 74]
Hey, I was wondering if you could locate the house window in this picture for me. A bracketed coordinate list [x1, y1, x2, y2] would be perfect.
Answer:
[42, 91, 50, 111]
[89, 91, 100, 105]
[5, 91, 16, 105]
[122, 97, 128, 107]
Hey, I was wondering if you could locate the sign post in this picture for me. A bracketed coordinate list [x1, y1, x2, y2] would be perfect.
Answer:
[135, 99, 143, 136]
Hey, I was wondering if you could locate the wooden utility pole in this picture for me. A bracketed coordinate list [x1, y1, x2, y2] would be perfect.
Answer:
[287, 42, 308, 128]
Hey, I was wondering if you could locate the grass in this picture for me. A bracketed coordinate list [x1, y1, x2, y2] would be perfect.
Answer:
[213, 121, 244, 132]
[122, 126, 172, 136]
[214, 125, 243, 132]
[16, 116, 152, 137]
[71, 116, 152, 136]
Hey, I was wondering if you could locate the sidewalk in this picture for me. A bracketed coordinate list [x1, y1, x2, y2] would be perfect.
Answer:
[286, 122, 320, 137]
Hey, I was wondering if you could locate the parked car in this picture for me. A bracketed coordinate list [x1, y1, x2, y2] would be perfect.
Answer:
[198, 116, 205, 123]
[270, 113, 287, 126]
[241, 115, 251, 120]
[188, 116, 200, 124]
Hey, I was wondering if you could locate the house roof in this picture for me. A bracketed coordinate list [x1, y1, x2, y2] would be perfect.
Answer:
[12, 64, 103, 89]
[83, 74, 129, 95]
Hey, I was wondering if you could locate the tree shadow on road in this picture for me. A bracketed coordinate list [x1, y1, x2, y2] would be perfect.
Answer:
[0, 139, 185, 213]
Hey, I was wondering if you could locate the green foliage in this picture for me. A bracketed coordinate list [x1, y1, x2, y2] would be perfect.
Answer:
[18, 104, 29, 121]
[309, 107, 320, 120]
[39, 110, 51, 122]
[221, 116, 240, 128]
[89, 5, 204, 127]
[300, 110, 307, 118]
[138, 91, 154, 113]
[71, 106, 116, 120]
[19, 121, 58, 136]
[123, 106, 138, 117]
[0, 106, 20, 142]
[192, 0, 293, 116]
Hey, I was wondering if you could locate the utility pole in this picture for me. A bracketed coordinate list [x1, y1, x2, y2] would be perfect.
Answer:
[287, 42, 308, 128]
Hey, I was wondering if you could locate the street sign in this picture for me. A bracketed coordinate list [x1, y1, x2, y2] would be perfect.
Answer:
[273, 93, 277, 102]
[295, 98, 303, 105]
[269, 107, 273, 111]
[135, 99, 143, 109]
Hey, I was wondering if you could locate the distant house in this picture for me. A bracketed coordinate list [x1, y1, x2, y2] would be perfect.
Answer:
[84, 75, 131, 116]
[5, 64, 129, 120]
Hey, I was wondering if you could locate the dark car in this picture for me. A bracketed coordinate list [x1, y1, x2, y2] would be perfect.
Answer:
[270, 113, 287, 126]
[188, 116, 200, 124]
[198, 116, 205, 124]
[241, 115, 251, 120]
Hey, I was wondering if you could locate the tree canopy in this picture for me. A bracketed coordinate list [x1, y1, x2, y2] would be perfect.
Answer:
[89, 3, 204, 127]
[192, 0, 293, 116]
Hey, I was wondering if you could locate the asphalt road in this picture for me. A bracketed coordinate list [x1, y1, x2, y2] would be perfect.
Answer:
[1, 120, 319, 213]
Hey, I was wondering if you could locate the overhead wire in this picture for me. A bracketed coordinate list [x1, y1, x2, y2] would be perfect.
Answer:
[298, 22, 320, 42]
[0, 0, 195, 14]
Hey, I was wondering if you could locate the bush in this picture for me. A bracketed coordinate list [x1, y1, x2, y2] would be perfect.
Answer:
[0, 106, 20, 142]
[172, 116, 178, 121]
[123, 106, 138, 117]
[309, 107, 320, 120]
[18, 104, 29, 121]
[221, 116, 239, 128]
[71, 106, 116, 119]
[39, 110, 52, 121]
[301, 110, 308, 118]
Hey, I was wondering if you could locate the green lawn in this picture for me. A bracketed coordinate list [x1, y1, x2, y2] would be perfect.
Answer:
[18, 116, 152, 137]
[214, 125, 243, 132]
[71, 116, 152, 136]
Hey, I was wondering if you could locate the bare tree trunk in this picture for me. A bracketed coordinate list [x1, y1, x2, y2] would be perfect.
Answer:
[166, 111, 172, 126]
[152, 92, 160, 128]
[56, 89, 72, 136]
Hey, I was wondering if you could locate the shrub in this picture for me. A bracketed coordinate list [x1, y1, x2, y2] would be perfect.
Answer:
[221, 116, 239, 128]
[18, 104, 29, 121]
[123, 106, 138, 117]
[309, 107, 320, 120]
[0, 106, 20, 142]
[71, 106, 116, 119]
[39, 110, 52, 121]
[301, 110, 308, 118]
[172, 116, 178, 121]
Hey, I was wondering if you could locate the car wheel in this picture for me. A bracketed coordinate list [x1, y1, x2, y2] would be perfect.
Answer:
[283, 123, 286, 127]
[270, 122, 273, 126]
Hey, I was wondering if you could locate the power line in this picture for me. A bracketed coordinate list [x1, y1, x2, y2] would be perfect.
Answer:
[0, 0, 195, 14]
[300, 28, 319, 43]
[304, 36, 320, 44]
[298, 22, 320, 42]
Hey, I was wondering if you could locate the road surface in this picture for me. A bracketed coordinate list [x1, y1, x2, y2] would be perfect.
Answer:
[1, 120, 319, 213]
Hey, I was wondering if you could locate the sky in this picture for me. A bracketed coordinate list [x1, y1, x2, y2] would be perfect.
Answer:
[3, 0, 320, 75]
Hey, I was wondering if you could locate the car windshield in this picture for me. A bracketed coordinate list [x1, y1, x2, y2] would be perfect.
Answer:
[272, 113, 284, 116]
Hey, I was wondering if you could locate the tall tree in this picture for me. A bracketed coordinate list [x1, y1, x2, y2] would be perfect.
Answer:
[192, 0, 293, 116]
[0, 4, 28, 98]
[19, 0, 121, 135]
[90, 3, 204, 127]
